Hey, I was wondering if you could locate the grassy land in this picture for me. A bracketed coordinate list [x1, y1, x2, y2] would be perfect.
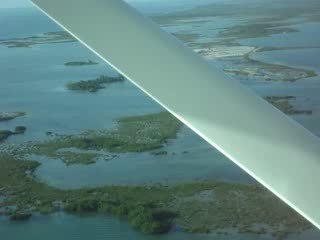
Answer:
[22, 111, 182, 165]
[266, 96, 312, 115]
[66, 75, 125, 92]
[64, 60, 99, 66]
[0, 154, 311, 238]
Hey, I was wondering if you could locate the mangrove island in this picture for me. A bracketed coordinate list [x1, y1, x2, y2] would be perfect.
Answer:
[66, 74, 125, 92]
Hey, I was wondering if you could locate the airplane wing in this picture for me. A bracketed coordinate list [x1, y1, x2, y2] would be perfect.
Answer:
[31, 0, 320, 229]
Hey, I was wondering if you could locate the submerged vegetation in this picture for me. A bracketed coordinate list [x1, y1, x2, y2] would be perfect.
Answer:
[64, 60, 99, 66]
[66, 75, 125, 92]
[0, 154, 312, 238]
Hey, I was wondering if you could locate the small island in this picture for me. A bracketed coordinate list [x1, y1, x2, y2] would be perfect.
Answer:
[0, 126, 27, 142]
[0, 130, 13, 142]
[0, 112, 26, 121]
[64, 60, 99, 67]
[223, 55, 317, 82]
[28, 111, 183, 165]
[265, 96, 312, 115]
[66, 74, 125, 92]
[0, 111, 182, 166]
[0, 154, 312, 238]
[0, 111, 313, 238]
[9, 212, 32, 221]
[56, 151, 101, 166]
[0, 31, 75, 48]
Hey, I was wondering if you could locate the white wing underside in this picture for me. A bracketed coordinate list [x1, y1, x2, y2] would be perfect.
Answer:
[31, 0, 320, 229]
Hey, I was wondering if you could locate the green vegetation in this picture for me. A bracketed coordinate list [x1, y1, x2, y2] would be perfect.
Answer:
[0, 112, 26, 121]
[66, 75, 125, 92]
[64, 198, 175, 234]
[224, 55, 317, 82]
[55, 151, 100, 166]
[154, 9, 318, 83]
[0, 31, 75, 48]
[0, 130, 13, 142]
[0, 126, 27, 142]
[9, 212, 32, 221]
[153, 0, 320, 84]
[64, 60, 99, 66]
[218, 23, 298, 40]
[255, 46, 319, 53]
[266, 96, 312, 115]
[6, 112, 181, 166]
[0, 154, 311, 238]
[0, 130, 12, 142]
[154, 0, 320, 26]
[15, 126, 27, 134]
[31, 112, 183, 159]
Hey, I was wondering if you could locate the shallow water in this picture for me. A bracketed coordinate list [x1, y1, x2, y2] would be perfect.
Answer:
[238, 22, 320, 48]
[251, 48, 320, 72]
[1, 213, 319, 240]
[0, 41, 163, 143]
[248, 47, 320, 136]
[32, 126, 254, 189]
[2, 4, 320, 240]
[0, 8, 60, 39]
[0, 7, 252, 188]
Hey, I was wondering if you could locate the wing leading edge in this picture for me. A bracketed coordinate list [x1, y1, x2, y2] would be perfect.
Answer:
[31, 0, 320, 229]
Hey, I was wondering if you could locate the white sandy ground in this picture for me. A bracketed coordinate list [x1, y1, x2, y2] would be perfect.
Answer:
[194, 46, 256, 59]
[0, 112, 23, 120]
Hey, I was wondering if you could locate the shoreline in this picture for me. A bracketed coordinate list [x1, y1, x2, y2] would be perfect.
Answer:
[0, 154, 312, 239]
